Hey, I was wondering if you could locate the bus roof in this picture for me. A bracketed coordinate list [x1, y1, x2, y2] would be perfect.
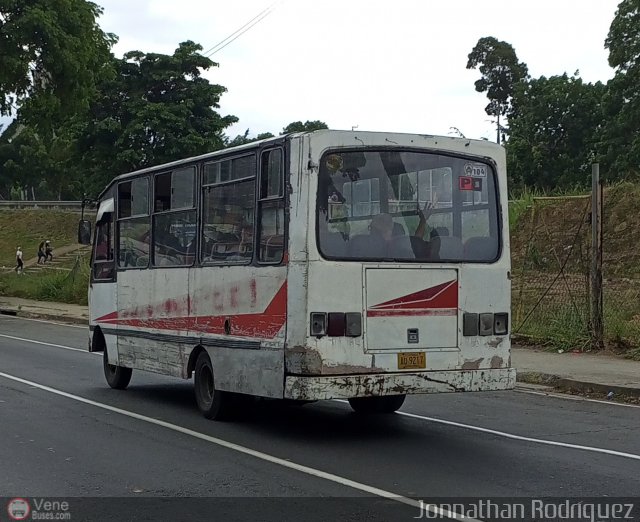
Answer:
[96, 129, 501, 200]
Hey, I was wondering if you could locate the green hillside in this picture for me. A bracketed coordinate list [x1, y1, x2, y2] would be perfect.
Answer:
[0, 210, 79, 267]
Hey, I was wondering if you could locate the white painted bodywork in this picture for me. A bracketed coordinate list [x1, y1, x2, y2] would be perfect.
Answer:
[89, 130, 513, 401]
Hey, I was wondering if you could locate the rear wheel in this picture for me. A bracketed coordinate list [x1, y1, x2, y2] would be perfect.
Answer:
[103, 349, 132, 390]
[348, 394, 406, 414]
[194, 351, 232, 420]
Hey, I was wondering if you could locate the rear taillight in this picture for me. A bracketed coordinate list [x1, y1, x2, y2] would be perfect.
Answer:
[327, 313, 345, 336]
[345, 312, 362, 337]
[310, 312, 327, 337]
[493, 313, 509, 335]
[463, 312, 509, 336]
[310, 312, 362, 337]
[479, 313, 493, 336]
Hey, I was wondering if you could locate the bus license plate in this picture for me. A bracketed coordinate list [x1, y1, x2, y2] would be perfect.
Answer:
[398, 352, 426, 370]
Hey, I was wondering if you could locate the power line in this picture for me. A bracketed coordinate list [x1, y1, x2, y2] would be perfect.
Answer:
[203, 1, 282, 57]
[202, 2, 275, 56]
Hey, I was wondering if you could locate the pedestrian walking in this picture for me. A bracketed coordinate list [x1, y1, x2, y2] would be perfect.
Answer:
[37, 240, 46, 264]
[45, 240, 53, 262]
[15, 246, 24, 274]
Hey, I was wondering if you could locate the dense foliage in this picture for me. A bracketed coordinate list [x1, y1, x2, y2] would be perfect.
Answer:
[1, 1, 639, 197]
[469, 0, 640, 192]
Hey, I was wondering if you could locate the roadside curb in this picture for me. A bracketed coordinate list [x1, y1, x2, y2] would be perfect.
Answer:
[0, 308, 88, 327]
[517, 371, 640, 399]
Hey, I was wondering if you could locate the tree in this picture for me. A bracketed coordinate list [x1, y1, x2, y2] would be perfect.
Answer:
[506, 73, 605, 191]
[225, 129, 275, 147]
[0, 0, 116, 118]
[466, 37, 529, 143]
[600, 0, 640, 177]
[281, 120, 328, 134]
[0, 118, 83, 200]
[77, 41, 238, 194]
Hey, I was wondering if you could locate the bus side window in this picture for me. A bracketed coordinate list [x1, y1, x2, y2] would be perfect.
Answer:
[152, 167, 196, 267]
[258, 149, 285, 263]
[117, 177, 151, 269]
[201, 155, 256, 264]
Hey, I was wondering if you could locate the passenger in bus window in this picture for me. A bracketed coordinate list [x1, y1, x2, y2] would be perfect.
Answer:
[155, 222, 184, 264]
[368, 214, 413, 259]
[409, 200, 440, 259]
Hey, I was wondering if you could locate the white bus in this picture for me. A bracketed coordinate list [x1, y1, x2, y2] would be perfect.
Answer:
[81, 130, 514, 419]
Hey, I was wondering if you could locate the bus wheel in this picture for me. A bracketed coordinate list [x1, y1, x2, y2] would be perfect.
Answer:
[103, 349, 132, 390]
[348, 394, 406, 414]
[194, 351, 231, 420]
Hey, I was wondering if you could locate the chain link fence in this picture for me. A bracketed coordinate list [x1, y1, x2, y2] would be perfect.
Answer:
[511, 186, 640, 356]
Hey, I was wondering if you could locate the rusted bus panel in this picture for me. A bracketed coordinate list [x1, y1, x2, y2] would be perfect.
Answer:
[293, 130, 513, 384]
[118, 336, 191, 379]
[284, 368, 516, 401]
[189, 266, 287, 338]
[284, 261, 311, 361]
[285, 135, 313, 355]
[207, 345, 284, 397]
[103, 333, 119, 363]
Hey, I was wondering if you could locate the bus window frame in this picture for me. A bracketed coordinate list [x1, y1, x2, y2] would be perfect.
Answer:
[200, 153, 257, 267]
[91, 211, 116, 283]
[151, 165, 198, 269]
[256, 147, 286, 265]
[116, 175, 152, 271]
[315, 147, 503, 264]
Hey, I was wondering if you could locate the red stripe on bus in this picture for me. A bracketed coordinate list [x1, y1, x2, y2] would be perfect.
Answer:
[95, 311, 119, 322]
[96, 283, 287, 339]
[366, 309, 457, 317]
[369, 280, 458, 311]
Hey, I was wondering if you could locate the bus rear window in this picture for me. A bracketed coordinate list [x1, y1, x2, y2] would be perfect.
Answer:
[317, 150, 500, 262]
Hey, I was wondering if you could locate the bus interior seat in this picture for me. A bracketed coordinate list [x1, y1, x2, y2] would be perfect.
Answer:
[389, 235, 415, 259]
[392, 222, 406, 236]
[324, 232, 348, 256]
[437, 236, 463, 260]
[464, 236, 498, 261]
[348, 234, 383, 257]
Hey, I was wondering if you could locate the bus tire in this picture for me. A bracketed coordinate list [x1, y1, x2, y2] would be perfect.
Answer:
[348, 394, 406, 414]
[103, 349, 132, 390]
[194, 351, 231, 420]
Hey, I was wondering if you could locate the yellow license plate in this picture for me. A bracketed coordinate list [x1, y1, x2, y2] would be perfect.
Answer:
[398, 352, 426, 370]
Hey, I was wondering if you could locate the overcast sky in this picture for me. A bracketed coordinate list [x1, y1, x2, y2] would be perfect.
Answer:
[11, 1, 625, 142]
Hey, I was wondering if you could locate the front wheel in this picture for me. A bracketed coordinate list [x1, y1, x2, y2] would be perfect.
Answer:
[194, 351, 232, 420]
[348, 394, 406, 414]
[103, 349, 132, 390]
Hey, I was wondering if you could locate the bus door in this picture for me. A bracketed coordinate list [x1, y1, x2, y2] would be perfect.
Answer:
[91, 197, 118, 361]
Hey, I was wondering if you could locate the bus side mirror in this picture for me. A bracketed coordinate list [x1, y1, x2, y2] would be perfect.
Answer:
[78, 219, 92, 245]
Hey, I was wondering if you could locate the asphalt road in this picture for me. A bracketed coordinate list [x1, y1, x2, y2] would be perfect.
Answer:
[1, 315, 639, 521]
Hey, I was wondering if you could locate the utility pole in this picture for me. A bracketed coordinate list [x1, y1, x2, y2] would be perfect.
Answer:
[591, 163, 604, 349]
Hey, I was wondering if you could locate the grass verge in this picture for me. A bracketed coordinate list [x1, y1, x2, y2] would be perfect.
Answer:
[0, 257, 89, 305]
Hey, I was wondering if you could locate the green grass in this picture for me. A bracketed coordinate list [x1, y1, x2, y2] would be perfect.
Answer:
[0, 257, 89, 305]
[508, 188, 539, 233]
[0, 210, 79, 267]
[514, 300, 590, 350]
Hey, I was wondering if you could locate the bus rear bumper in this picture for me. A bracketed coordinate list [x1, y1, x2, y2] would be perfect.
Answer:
[284, 368, 516, 401]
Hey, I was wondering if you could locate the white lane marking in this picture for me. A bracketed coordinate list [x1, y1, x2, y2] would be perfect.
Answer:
[394, 409, 640, 462]
[333, 399, 640, 460]
[5, 333, 638, 462]
[4, 326, 637, 412]
[0, 334, 96, 355]
[515, 387, 640, 409]
[0, 314, 87, 329]
[0, 372, 476, 522]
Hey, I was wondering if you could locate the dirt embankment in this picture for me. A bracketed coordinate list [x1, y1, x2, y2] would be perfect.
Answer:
[510, 183, 640, 279]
